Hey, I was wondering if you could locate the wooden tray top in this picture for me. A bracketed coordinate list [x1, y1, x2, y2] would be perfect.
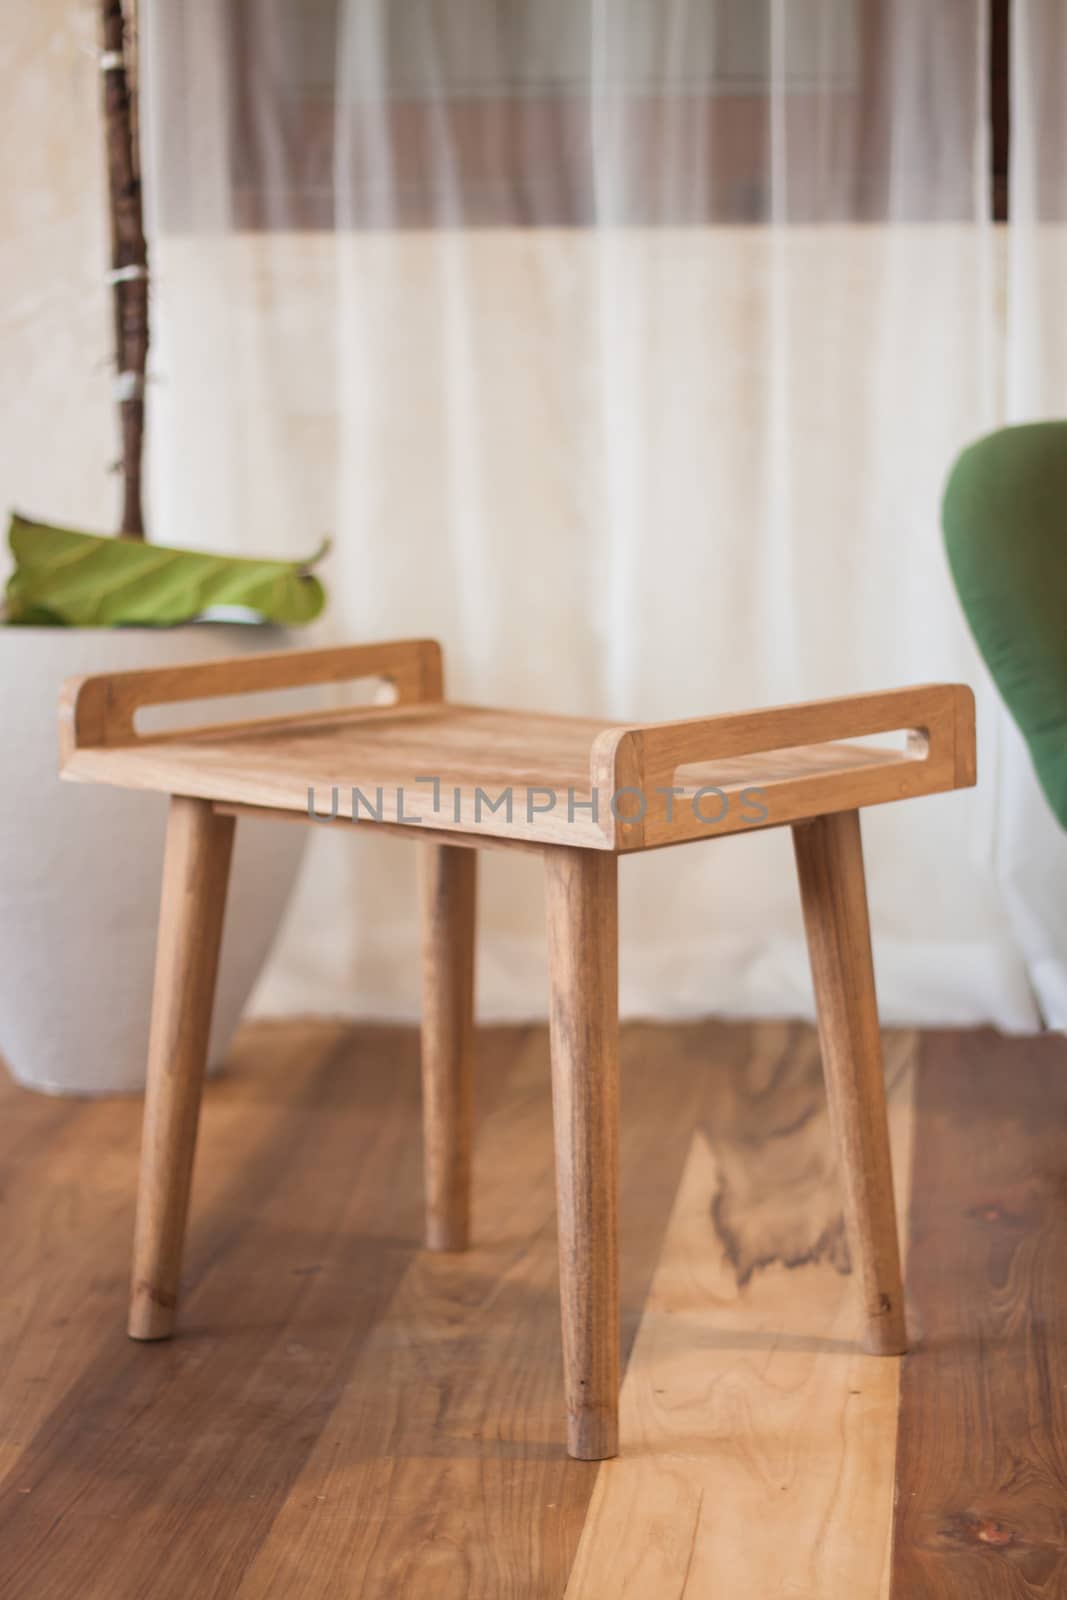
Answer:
[59, 639, 976, 853]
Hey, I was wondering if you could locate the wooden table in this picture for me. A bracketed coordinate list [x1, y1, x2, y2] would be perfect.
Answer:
[60, 639, 976, 1460]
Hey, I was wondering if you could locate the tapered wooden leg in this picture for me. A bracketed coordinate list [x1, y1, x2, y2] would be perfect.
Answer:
[793, 810, 907, 1355]
[128, 797, 235, 1341]
[418, 841, 477, 1251]
[544, 847, 620, 1461]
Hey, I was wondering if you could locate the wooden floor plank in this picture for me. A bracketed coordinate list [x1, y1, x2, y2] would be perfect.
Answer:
[565, 1031, 916, 1600]
[22, 1020, 1061, 1599]
[891, 1028, 1067, 1600]
[228, 1028, 589, 1600]
[0, 1022, 420, 1600]
[227, 1021, 707, 1600]
[0, 1019, 707, 1600]
[0, 1023, 347, 1493]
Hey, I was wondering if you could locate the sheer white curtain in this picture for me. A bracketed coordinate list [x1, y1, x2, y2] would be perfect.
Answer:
[994, 0, 1067, 1025]
[143, 0, 1043, 1030]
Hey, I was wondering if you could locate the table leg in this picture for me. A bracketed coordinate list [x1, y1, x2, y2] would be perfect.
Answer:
[793, 810, 907, 1355]
[129, 797, 235, 1340]
[418, 841, 477, 1251]
[544, 846, 620, 1460]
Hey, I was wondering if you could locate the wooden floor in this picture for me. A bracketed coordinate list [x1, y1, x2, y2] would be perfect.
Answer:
[1, 1019, 1065, 1598]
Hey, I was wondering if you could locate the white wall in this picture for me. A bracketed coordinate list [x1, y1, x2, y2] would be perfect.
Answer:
[0, 1, 116, 572]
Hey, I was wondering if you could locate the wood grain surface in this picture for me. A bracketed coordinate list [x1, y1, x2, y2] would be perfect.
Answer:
[129, 797, 235, 1339]
[0, 1019, 702, 1598]
[418, 840, 478, 1252]
[793, 811, 907, 1355]
[60, 644, 975, 851]
[891, 1028, 1067, 1599]
[566, 1029, 916, 1599]
[1, 1021, 1059, 1599]
[544, 848, 621, 1460]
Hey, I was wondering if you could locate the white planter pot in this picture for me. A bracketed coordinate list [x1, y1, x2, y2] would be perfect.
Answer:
[0, 625, 309, 1094]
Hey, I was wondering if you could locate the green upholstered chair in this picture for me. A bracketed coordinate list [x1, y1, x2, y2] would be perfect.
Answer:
[943, 422, 1067, 831]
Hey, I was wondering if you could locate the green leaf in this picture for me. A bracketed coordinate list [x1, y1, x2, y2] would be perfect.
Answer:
[4, 514, 328, 628]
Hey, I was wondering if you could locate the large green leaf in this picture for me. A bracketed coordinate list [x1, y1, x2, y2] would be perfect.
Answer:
[4, 514, 327, 627]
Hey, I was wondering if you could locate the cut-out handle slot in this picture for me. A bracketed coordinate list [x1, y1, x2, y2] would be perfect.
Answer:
[590, 684, 975, 849]
[60, 639, 443, 758]
[134, 675, 397, 738]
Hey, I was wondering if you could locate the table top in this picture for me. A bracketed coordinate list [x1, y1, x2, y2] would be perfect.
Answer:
[60, 643, 976, 852]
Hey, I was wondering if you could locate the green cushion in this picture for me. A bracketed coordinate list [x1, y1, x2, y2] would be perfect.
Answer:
[943, 422, 1067, 830]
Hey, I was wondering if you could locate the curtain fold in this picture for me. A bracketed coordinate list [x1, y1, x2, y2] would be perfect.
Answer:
[143, 0, 1049, 1029]
[994, 0, 1067, 1026]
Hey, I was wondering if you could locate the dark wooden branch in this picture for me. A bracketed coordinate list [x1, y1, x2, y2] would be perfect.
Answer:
[101, 0, 149, 540]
